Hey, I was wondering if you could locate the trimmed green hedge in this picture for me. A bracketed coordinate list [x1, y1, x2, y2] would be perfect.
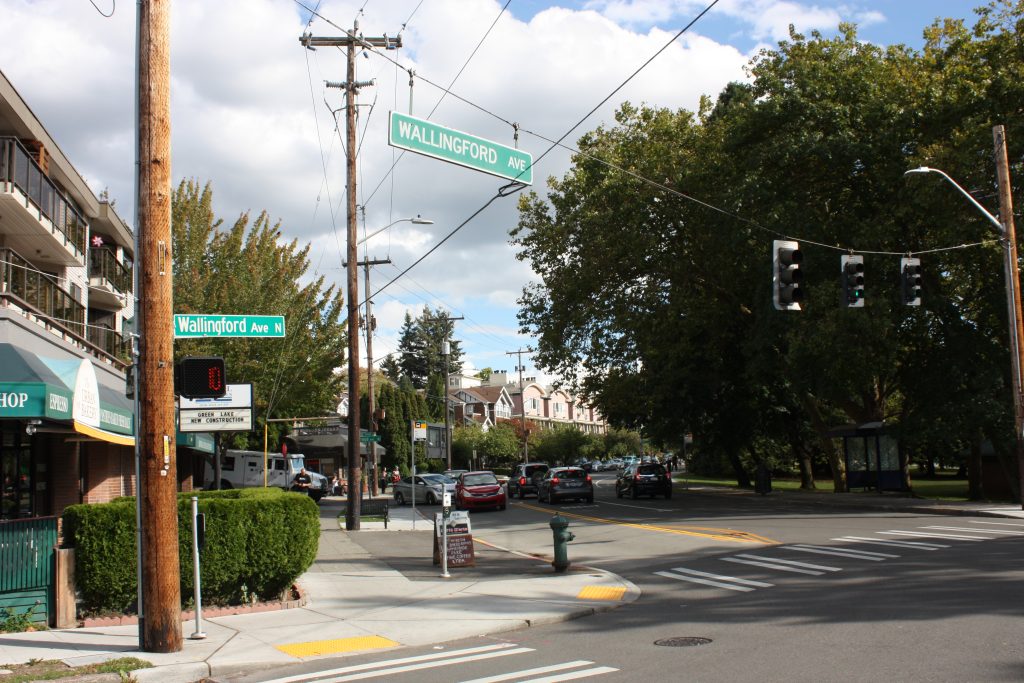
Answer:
[63, 488, 319, 615]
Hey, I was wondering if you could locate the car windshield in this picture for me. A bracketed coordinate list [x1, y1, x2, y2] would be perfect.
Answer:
[463, 473, 498, 486]
[557, 469, 586, 479]
[524, 465, 548, 476]
[423, 474, 455, 485]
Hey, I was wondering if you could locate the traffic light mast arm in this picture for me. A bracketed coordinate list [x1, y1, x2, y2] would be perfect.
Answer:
[905, 167, 1003, 233]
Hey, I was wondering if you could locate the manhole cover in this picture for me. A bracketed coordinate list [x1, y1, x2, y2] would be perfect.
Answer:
[654, 637, 713, 647]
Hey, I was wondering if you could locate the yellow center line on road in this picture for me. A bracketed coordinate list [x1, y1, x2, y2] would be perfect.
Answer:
[514, 501, 778, 545]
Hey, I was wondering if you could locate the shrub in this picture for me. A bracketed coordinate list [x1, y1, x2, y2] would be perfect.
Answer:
[63, 489, 318, 614]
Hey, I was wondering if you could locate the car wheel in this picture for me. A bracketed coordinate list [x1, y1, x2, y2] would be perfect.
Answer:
[665, 490, 672, 499]
[586, 495, 594, 504]
[518, 487, 525, 499]
[499, 502, 507, 511]
[631, 487, 638, 500]
[616, 486, 623, 499]
[394, 492, 405, 505]
[426, 492, 437, 505]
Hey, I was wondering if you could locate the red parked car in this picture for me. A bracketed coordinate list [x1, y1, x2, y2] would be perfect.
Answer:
[455, 471, 507, 511]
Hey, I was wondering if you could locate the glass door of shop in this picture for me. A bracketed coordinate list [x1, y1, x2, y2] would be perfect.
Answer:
[1, 426, 33, 519]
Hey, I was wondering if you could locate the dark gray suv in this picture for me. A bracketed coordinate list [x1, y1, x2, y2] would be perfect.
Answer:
[509, 463, 549, 498]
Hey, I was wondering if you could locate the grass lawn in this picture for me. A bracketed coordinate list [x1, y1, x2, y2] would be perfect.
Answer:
[674, 473, 996, 502]
[0, 657, 150, 683]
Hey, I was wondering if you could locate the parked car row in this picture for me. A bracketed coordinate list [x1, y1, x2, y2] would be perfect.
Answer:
[392, 470, 507, 511]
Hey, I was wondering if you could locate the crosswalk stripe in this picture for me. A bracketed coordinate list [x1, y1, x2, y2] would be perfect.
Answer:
[734, 553, 842, 572]
[263, 644, 527, 683]
[787, 545, 889, 561]
[655, 570, 759, 591]
[666, 566, 774, 587]
[522, 666, 619, 682]
[834, 536, 947, 549]
[880, 530, 988, 541]
[315, 649, 537, 682]
[792, 544, 897, 559]
[721, 557, 824, 575]
[923, 525, 1024, 535]
[969, 520, 1024, 526]
[460, 660, 596, 683]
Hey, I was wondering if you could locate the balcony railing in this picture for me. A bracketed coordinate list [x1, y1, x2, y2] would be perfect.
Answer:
[0, 137, 87, 256]
[89, 247, 132, 294]
[87, 323, 131, 363]
[0, 247, 85, 337]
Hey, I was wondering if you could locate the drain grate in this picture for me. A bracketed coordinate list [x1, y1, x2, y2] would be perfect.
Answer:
[655, 637, 713, 647]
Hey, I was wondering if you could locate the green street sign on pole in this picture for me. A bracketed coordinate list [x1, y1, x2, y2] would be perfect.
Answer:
[173, 314, 286, 339]
[389, 111, 532, 185]
[360, 432, 382, 443]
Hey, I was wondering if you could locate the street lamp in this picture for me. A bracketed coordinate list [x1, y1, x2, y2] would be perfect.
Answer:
[905, 144, 1024, 505]
[360, 215, 432, 497]
[358, 215, 434, 245]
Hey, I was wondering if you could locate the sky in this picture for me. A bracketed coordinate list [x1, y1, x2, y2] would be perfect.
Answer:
[0, 0, 986, 386]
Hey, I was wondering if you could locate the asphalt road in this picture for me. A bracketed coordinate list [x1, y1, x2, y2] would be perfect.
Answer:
[242, 472, 1024, 682]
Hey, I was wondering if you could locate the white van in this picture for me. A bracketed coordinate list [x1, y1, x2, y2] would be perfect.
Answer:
[207, 450, 329, 501]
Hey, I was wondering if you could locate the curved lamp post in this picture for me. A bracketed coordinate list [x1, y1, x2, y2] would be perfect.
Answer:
[358, 215, 433, 496]
[906, 128, 1024, 505]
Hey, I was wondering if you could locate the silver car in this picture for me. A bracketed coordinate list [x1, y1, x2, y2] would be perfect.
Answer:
[392, 473, 456, 505]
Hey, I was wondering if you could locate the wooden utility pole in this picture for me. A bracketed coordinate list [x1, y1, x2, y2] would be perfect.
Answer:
[361, 256, 391, 496]
[993, 125, 1024, 507]
[301, 24, 400, 530]
[506, 348, 532, 464]
[137, 0, 182, 652]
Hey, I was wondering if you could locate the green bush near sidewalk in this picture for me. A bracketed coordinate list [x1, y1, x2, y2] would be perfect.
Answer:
[62, 488, 319, 615]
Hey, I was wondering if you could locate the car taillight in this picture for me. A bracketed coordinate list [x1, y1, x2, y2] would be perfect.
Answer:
[519, 477, 526, 485]
[552, 477, 560, 485]
[634, 472, 641, 480]
[585, 475, 592, 483]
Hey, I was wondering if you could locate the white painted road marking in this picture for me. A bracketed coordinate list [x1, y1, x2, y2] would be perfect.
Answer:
[721, 556, 824, 576]
[834, 536, 947, 549]
[969, 520, 1024, 526]
[923, 525, 1024, 535]
[880, 530, 988, 541]
[656, 567, 772, 591]
[735, 553, 842, 572]
[460, 660, 611, 683]
[518, 667, 620, 682]
[787, 544, 892, 561]
[262, 643, 533, 683]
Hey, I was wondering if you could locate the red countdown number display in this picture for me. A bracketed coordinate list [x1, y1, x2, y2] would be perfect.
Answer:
[175, 356, 227, 399]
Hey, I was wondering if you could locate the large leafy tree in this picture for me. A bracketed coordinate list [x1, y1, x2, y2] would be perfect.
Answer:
[511, 2, 1024, 495]
[381, 306, 464, 390]
[172, 180, 346, 446]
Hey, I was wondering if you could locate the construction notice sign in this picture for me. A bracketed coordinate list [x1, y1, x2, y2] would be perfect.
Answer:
[433, 512, 475, 568]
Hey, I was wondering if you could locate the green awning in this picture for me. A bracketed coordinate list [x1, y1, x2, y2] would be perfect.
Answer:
[177, 431, 216, 455]
[0, 344, 73, 420]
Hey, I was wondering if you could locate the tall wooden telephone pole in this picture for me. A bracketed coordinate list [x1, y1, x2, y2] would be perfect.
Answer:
[301, 24, 400, 530]
[136, 0, 182, 652]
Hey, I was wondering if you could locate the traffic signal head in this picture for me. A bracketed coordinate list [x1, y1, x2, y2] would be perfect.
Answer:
[841, 254, 865, 308]
[901, 257, 922, 306]
[772, 240, 803, 311]
[175, 356, 227, 399]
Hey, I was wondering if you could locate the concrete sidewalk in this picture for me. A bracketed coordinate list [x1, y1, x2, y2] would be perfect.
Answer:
[0, 498, 639, 683]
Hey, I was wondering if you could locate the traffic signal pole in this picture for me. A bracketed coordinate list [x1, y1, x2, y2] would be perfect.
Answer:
[992, 125, 1024, 508]
[136, 0, 182, 652]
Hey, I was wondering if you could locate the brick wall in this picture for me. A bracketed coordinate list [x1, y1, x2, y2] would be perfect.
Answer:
[82, 441, 129, 504]
[49, 436, 81, 515]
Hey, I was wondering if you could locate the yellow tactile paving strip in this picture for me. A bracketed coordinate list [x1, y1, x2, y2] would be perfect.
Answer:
[515, 502, 778, 545]
[577, 585, 627, 601]
[276, 635, 399, 658]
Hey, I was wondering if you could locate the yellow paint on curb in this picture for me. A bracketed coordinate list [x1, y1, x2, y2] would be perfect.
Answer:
[577, 585, 627, 601]
[276, 635, 399, 658]
[515, 502, 778, 545]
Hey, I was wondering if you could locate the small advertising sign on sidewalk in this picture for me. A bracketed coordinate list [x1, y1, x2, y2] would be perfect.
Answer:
[433, 510, 475, 568]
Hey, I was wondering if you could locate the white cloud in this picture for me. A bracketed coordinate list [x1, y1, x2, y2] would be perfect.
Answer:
[0, 0, 757, 377]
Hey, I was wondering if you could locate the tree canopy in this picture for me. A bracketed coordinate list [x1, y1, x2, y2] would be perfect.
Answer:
[511, 2, 1024, 494]
[172, 180, 346, 446]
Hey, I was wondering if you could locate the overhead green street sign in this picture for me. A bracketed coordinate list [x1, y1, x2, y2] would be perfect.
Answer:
[360, 432, 382, 443]
[174, 314, 285, 339]
[389, 111, 532, 185]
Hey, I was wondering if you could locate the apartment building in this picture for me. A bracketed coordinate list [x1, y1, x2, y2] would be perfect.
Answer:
[0, 71, 139, 520]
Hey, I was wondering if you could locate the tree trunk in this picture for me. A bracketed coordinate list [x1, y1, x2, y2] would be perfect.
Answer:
[798, 448, 815, 490]
[968, 431, 983, 501]
[729, 448, 751, 488]
[800, 394, 847, 492]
